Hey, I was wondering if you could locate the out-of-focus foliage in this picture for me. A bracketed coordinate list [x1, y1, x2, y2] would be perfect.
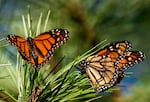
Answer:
[0, 0, 149, 102]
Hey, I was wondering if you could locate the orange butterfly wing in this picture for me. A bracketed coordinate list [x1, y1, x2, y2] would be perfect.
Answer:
[114, 51, 145, 85]
[80, 41, 131, 92]
[6, 35, 34, 63]
[96, 40, 132, 59]
[7, 28, 69, 68]
[116, 51, 145, 70]
[31, 29, 69, 68]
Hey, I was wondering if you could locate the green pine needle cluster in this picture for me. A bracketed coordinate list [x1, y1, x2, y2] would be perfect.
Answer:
[0, 9, 106, 102]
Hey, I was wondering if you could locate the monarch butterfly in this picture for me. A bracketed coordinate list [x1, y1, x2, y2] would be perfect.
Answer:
[80, 41, 145, 92]
[7, 28, 69, 69]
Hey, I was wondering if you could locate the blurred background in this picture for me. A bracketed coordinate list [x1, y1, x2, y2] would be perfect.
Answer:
[0, 0, 149, 102]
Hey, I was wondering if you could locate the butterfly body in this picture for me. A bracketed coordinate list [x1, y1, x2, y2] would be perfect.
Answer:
[80, 41, 145, 92]
[7, 28, 69, 68]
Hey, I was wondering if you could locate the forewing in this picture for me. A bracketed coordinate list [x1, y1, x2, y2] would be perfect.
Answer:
[33, 28, 69, 68]
[116, 51, 145, 71]
[96, 41, 132, 60]
[7, 35, 34, 64]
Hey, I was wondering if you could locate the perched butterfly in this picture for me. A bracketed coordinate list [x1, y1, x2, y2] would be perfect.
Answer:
[80, 41, 145, 92]
[7, 28, 69, 68]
